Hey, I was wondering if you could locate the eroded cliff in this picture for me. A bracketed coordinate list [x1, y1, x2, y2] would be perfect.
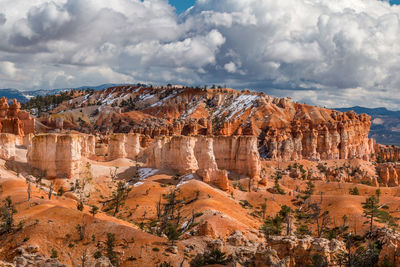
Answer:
[0, 133, 16, 160]
[144, 135, 260, 190]
[45, 86, 375, 163]
[0, 97, 35, 136]
[27, 133, 95, 178]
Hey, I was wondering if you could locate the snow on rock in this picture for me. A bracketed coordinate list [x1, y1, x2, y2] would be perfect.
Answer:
[177, 173, 195, 188]
[133, 181, 144, 188]
[138, 168, 159, 180]
[214, 94, 259, 121]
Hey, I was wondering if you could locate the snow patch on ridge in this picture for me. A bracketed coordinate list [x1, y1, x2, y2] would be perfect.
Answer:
[177, 173, 195, 187]
[138, 168, 159, 180]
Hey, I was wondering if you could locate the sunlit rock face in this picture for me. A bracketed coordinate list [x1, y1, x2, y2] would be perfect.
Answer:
[27, 134, 95, 178]
[145, 135, 260, 190]
[107, 133, 143, 161]
[0, 97, 35, 136]
[0, 133, 16, 160]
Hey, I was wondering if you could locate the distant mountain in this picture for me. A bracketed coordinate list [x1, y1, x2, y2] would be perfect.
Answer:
[0, 84, 130, 103]
[335, 106, 400, 146]
[0, 89, 29, 103]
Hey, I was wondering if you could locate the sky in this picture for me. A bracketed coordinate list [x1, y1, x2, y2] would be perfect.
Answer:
[1, 0, 400, 109]
[168, 0, 195, 14]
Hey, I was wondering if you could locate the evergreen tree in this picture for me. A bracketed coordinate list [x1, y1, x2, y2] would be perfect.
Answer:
[107, 181, 131, 216]
[0, 196, 17, 234]
[105, 233, 118, 266]
[362, 195, 390, 234]
[278, 205, 293, 235]
[261, 215, 283, 236]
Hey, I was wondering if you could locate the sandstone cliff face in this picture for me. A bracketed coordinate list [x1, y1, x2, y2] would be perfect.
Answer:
[79, 134, 95, 159]
[0, 97, 35, 136]
[107, 133, 144, 161]
[376, 163, 400, 187]
[256, 236, 345, 267]
[27, 134, 95, 178]
[145, 135, 260, 190]
[375, 144, 400, 162]
[213, 136, 260, 180]
[146, 136, 228, 189]
[376, 228, 400, 264]
[49, 86, 375, 163]
[0, 133, 16, 160]
[260, 110, 375, 162]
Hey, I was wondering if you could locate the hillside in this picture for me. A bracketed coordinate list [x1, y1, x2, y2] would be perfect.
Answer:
[0, 84, 131, 103]
[0, 87, 399, 266]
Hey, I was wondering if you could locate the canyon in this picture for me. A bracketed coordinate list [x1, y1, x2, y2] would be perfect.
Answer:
[1, 87, 400, 266]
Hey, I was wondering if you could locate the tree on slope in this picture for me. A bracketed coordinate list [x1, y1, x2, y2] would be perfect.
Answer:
[0, 196, 17, 234]
[362, 195, 390, 234]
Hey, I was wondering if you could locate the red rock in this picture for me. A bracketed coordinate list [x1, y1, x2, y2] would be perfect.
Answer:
[0, 97, 35, 136]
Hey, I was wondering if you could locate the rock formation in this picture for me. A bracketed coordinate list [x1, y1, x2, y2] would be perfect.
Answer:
[375, 228, 400, 264]
[0, 133, 16, 160]
[0, 97, 35, 136]
[213, 136, 260, 180]
[48, 86, 376, 163]
[376, 163, 400, 187]
[375, 144, 400, 162]
[145, 135, 229, 189]
[27, 134, 95, 178]
[107, 133, 143, 161]
[260, 110, 375, 161]
[254, 236, 345, 266]
[145, 135, 260, 190]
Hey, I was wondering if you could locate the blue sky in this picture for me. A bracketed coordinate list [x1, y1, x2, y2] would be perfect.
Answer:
[167, 0, 399, 13]
[169, 0, 196, 13]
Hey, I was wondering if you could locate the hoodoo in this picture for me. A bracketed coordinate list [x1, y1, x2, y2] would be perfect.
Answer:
[27, 133, 95, 178]
[0, 133, 16, 160]
[2, 85, 400, 266]
[0, 97, 35, 136]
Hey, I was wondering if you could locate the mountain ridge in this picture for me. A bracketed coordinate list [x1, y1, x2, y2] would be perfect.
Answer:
[0, 84, 131, 103]
[335, 106, 400, 146]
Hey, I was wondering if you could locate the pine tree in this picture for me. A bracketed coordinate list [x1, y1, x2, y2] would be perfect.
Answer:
[0, 196, 17, 234]
[105, 233, 118, 266]
[278, 205, 293, 235]
[90, 205, 99, 217]
[108, 181, 131, 216]
[261, 215, 283, 236]
[362, 195, 390, 234]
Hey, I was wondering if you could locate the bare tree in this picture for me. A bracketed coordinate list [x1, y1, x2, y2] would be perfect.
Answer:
[48, 182, 54, 200]
[80, 248, 89, 267]
[110, 167, 119, 182]
[27, 181, 31, 202]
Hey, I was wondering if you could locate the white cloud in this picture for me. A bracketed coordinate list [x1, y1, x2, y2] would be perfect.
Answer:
[0, 0, 400, 108]
[0, 61, 17, 77]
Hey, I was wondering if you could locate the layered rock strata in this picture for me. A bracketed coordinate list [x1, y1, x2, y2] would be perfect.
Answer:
[375, 144, 400, 162]
[0, 133, 16, 160]
[0, 97, 35, 136]
[213, 136, 260, 180]
[27, 134, 95, 178]
[260, 111, 375, 161]
[258, 236, 345, 266]
[107, 133, 143, 161]
[376, 163, 400, 187]
[145, 135, 260, 190]
[39, 86, 377, 163]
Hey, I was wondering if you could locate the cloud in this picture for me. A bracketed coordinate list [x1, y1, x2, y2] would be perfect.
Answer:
[0, 13, 6, 25]
[0, 61, 17, 77]
[0, 0, 400, 109]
